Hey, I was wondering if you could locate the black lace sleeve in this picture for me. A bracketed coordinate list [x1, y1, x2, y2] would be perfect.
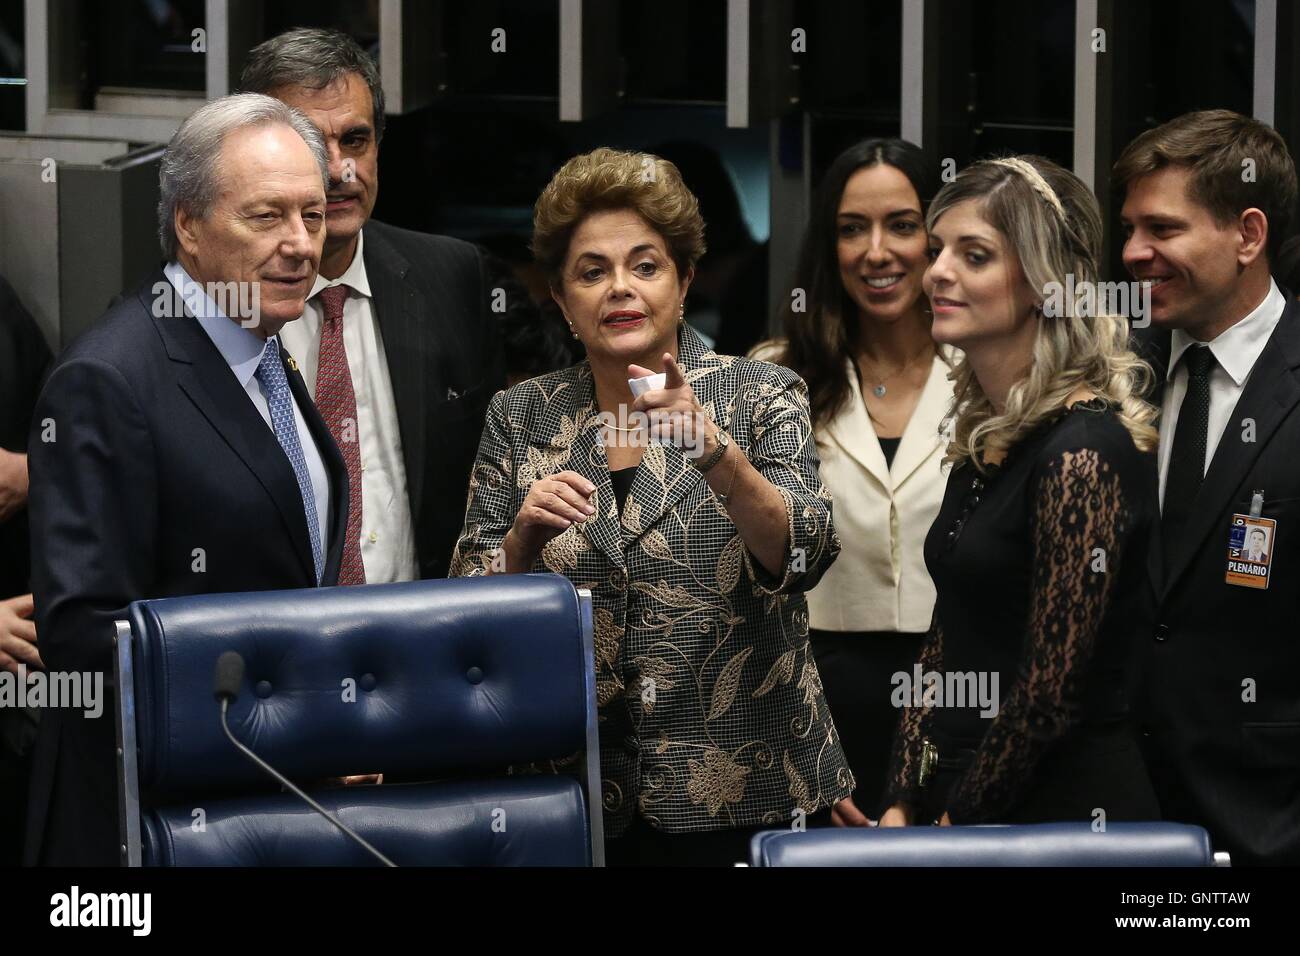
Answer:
[881, 614, 944, 811]
[943, 445, 1129, 824]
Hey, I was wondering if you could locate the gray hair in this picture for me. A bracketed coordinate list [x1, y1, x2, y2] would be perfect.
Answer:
[240, 28, 385, 142]
[157, 93, 329, 260]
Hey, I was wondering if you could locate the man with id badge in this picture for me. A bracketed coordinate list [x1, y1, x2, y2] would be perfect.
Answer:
[1116, 110, 1300, 865]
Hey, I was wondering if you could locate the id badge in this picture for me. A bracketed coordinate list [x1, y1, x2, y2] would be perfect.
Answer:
[1226, 513, 1276, 589]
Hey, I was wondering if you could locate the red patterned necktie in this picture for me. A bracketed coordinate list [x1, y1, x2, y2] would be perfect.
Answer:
[314, 285, 366, 585]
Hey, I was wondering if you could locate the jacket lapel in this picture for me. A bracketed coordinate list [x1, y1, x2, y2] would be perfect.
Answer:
[525, 365, 627, 570]
[888, 351, 954, 488]
[144, 278, 320, 583]
[1161, 303, 1300, 598]
[1134, 324, 1172, 406]
[363, 227, 432, 529]
[622, 326, 731, 547]
[1136, 324, 1173, 596]
[533, 327, 743, 568]
[825, 356, 891, 491]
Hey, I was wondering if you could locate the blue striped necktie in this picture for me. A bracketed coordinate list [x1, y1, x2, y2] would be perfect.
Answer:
[255, 338, 323, 583]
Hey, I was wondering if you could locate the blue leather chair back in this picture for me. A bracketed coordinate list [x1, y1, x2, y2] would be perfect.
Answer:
[748, 823, 1222, 867]
[114, 574, 602, 866]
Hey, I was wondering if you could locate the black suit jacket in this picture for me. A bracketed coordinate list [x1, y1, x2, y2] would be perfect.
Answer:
[0, 275, 52, 866]
[0, 275, 53, 598]
[360, 221, 505, 580]
[24, 274, 349, 866]
[1134, 297, 1300, 865]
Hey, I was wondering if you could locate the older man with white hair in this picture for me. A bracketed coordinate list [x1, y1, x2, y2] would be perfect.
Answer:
[24, 93, 350, 866]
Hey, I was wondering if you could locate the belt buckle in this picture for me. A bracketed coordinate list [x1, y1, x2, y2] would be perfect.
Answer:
[919, 738, 938, 789]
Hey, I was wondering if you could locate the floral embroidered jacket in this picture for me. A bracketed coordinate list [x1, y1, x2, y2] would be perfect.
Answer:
[450, 325, 853, 835]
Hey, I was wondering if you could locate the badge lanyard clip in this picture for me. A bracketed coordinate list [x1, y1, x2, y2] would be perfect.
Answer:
[1250, 490, 1264, 519]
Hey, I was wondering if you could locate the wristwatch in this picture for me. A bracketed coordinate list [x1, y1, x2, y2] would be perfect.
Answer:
[692, 427, 730, 473]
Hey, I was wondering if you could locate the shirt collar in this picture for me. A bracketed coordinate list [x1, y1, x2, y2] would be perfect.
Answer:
[1168, 279, 1287, 387]
[309, 227, 371, 301]
[165, 260, 276, 390]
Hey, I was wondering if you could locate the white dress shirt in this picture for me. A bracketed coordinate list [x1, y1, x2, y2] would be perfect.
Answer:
[1158, 280, 1287, 508]
[165, 260, 331, 557]
[279, 230, 421, 584]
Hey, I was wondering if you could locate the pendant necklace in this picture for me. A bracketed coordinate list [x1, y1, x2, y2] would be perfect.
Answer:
[859, 341, 935, 398]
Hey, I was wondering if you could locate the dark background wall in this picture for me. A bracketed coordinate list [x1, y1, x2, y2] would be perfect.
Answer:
[0, 0, 1291, 355]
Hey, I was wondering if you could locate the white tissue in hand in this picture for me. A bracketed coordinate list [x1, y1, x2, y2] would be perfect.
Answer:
[628, 372, 667, 398]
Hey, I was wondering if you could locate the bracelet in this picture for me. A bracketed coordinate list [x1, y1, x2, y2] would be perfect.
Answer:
[716, 444, 740, 509]
[691, 427, 730, 473]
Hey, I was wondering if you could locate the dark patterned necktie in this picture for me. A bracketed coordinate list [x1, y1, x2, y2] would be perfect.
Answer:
[1162, 344, 1216, 564]
[315, 285, 366, 585]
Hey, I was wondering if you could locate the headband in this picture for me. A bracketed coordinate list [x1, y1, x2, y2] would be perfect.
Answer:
[990, 157, 1066, 220]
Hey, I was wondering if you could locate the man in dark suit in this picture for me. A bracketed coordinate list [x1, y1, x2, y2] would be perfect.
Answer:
[0, 274, 52, 865]
[241, 29, 505, 585]
[1116, 109, 1300, 865]
[25, 94, 349, 865]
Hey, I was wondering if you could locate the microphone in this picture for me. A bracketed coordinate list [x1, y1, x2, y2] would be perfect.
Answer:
[213, 650, 244, 702]
[212, 651, 396, 867]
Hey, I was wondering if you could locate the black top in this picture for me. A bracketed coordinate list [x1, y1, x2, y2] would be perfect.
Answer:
[878, 435, 901, 468]
[610, 466, 637, 512]
[884, 399, 1158, 823]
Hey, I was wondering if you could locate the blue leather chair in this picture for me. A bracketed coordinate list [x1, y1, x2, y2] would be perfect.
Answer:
[747, 823, 1227, 867]
[112, 574, 603, 866]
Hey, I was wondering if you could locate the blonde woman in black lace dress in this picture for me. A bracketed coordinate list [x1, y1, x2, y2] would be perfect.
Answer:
[880, 156, 1162, 827]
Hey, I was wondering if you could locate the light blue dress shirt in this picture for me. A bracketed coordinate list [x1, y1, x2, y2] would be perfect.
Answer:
[164, 261, 331, 562]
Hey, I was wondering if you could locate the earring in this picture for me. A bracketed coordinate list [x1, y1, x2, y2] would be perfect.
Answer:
[567, 322, 579, 339]
[679, 303, 685, 321]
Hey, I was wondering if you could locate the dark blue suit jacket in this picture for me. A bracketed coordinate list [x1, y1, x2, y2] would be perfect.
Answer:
[359, 220, 506, 579]
[24, 273, 348, 865]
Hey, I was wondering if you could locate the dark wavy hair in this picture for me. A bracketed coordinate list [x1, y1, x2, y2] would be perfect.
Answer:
[771, 138, 937, 432]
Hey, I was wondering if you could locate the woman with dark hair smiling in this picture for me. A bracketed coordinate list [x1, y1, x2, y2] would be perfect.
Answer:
[754, 139, 953, 821]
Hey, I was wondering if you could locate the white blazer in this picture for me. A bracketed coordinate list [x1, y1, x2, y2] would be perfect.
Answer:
[813, 350, 955, 632]
[750, 343, 957, 634]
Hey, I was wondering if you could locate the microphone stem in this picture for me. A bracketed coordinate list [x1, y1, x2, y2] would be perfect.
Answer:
[219, 698, 397, 867]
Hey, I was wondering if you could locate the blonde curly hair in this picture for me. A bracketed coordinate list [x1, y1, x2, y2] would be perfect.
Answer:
[532, 147, 707, 286]
[930, 155, 1158, 470]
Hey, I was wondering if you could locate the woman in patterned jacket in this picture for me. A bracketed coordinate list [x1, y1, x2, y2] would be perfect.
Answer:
[450, 148, 857, 865]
